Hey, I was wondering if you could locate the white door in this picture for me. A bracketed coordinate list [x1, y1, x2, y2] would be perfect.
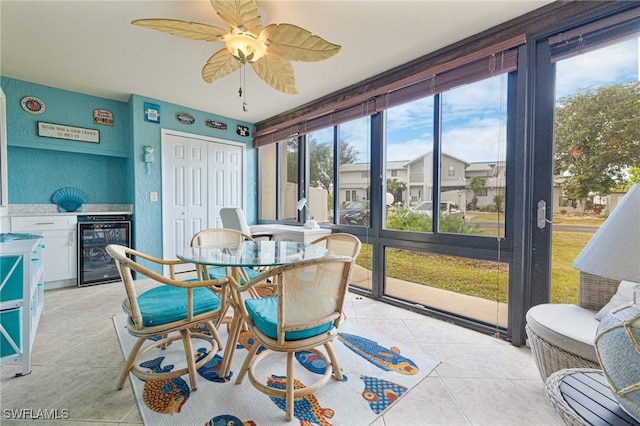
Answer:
[161, 130, 245, 273]
[208, 142, 244, 228]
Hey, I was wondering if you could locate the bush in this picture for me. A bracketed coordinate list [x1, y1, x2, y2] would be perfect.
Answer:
[386, 207, 480, 234]
[440, 215, 481, 234]
[387, 209, 432, 231]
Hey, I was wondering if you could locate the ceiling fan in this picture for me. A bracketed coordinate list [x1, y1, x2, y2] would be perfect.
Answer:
[132, 0, 341, 107]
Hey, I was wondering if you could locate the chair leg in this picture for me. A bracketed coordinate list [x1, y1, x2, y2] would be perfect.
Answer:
[117, 337, 146, 390]
[286, 351, 295, 421]
[324, 342, 343, 381]
[235, 340, 260, 384]
[180, 329, 199, 391]
[220, 312, 243, 378]
[205, 320, 224, 352]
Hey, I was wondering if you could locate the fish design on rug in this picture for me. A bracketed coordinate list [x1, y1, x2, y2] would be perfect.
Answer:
[337, 333, 419, 375]
[235, 330, 266, 354]
[295, 351, 348, 382]
[204, 414, 257, 426]
[139, 356, 190, 415]
[359, 375, 408, 414]
[195, 347, 231, 382]
[267, 375, 335, 425]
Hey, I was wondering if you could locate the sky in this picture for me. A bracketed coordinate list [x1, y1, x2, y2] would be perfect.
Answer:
[337, 36, 639, 165]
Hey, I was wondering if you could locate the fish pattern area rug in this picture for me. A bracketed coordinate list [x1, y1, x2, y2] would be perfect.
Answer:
[113, 315, 439, 425]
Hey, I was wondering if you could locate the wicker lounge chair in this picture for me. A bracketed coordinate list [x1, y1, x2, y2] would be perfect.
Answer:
[526, 272, 619, 381]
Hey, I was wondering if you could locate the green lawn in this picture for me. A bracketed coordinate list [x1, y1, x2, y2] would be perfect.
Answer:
[355, 216, 598, 304]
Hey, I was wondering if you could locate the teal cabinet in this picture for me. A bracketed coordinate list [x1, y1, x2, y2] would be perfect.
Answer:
[0, 237, 44, 376]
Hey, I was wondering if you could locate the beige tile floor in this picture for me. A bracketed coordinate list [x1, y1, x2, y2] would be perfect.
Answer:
[0, 279, 563, 425]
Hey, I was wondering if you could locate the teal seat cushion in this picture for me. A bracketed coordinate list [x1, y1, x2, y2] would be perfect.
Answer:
[125, 286, 221, 327]
[245, 297, 333, 341]
[208, 267, 261, 283]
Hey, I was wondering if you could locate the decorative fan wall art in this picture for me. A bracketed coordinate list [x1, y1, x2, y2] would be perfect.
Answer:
[132, 0, 341, 102]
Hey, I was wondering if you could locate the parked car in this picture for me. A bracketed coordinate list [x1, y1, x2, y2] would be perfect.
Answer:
[411, 201, 464, 218]
[338, 201, 369, 226]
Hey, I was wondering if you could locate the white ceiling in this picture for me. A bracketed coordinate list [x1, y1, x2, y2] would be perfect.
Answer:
[0, 0, 553, 124]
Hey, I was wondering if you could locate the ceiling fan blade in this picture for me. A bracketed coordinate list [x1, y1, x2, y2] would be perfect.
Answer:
[260, 23, 341, 62]
[132, 19, 228, 41]
[210, 0, 263, 34]
[251, 56, 298, 94]
[202, 49, 242, 83]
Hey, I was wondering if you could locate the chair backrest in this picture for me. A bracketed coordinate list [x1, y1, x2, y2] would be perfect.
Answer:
[237, 256, 352, 344]
[190, 227, 252, 247]
[220, 207, 252, 235]
[279, 256, 352, 339]
[190, 228, 253, 281]
[311, 233, 361, 259]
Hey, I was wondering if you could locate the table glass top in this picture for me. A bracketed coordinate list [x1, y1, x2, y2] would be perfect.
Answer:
[177, 240, 328, 267]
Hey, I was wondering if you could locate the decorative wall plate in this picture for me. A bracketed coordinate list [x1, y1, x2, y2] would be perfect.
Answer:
[51, 187, 88, 212]
[176, 112, 195, 125]
[21, 96, 45, 114]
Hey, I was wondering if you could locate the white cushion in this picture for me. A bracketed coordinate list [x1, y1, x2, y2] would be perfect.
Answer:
[595, 280, 638, 320]
[526, 303, 599, 363]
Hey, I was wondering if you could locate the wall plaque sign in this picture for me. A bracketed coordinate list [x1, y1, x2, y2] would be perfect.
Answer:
[93, 109, 114, 126]
[236, 125, 250, 137]
[37, 122, 100, 143]
[206, 120, 227, 130]
[144, 102, 160, 123]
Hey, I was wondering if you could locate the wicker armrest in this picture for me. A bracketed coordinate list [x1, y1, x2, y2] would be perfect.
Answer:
[578, 272, 619, 311]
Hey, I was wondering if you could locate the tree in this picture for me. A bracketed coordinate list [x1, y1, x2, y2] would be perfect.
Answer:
[554, 81, 640, 211]
[468, 177, 486, 210]
[386, 178, 407, 204]
[307, 138, 359, 190]
[286, 137, 359, 189]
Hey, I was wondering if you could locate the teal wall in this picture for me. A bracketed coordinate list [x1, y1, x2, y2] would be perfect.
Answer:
[1, 77, 257, 273]
[7, 147, 130, 204]
[2, 77, 132, 204]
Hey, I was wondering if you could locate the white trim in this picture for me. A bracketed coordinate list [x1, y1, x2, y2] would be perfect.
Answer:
[0, 87, 8, 217]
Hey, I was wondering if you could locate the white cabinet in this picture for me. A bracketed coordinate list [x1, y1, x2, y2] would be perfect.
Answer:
[11, 216, 77, 288]
[0, 237, 44, 376]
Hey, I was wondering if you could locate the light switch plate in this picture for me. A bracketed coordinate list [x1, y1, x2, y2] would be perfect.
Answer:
[150, 191, 158, 202]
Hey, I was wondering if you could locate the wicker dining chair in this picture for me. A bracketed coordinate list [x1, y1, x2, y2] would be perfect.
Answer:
[106, 244, 227, 391]
[231, 255, 354, 421]
[311, 232, 361, 259]
[190, 228, 255, 279]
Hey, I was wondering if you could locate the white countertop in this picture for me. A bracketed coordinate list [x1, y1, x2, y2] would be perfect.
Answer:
[8, 204, 133, 216]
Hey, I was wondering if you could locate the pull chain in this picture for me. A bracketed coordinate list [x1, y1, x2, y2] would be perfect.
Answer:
[238, 64, 248, 112]
[242, 64, 248, 112]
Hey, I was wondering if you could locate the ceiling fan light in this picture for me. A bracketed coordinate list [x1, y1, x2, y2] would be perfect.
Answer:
[226, 33, 266, 63]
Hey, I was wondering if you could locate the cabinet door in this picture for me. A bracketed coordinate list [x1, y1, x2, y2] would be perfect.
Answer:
[0, 307, 22, 358]
[0, 256, 23, 302]
[42, 229, 76, 281]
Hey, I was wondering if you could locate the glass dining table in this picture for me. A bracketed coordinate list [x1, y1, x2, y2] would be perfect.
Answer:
[177, 240, 329, 378]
